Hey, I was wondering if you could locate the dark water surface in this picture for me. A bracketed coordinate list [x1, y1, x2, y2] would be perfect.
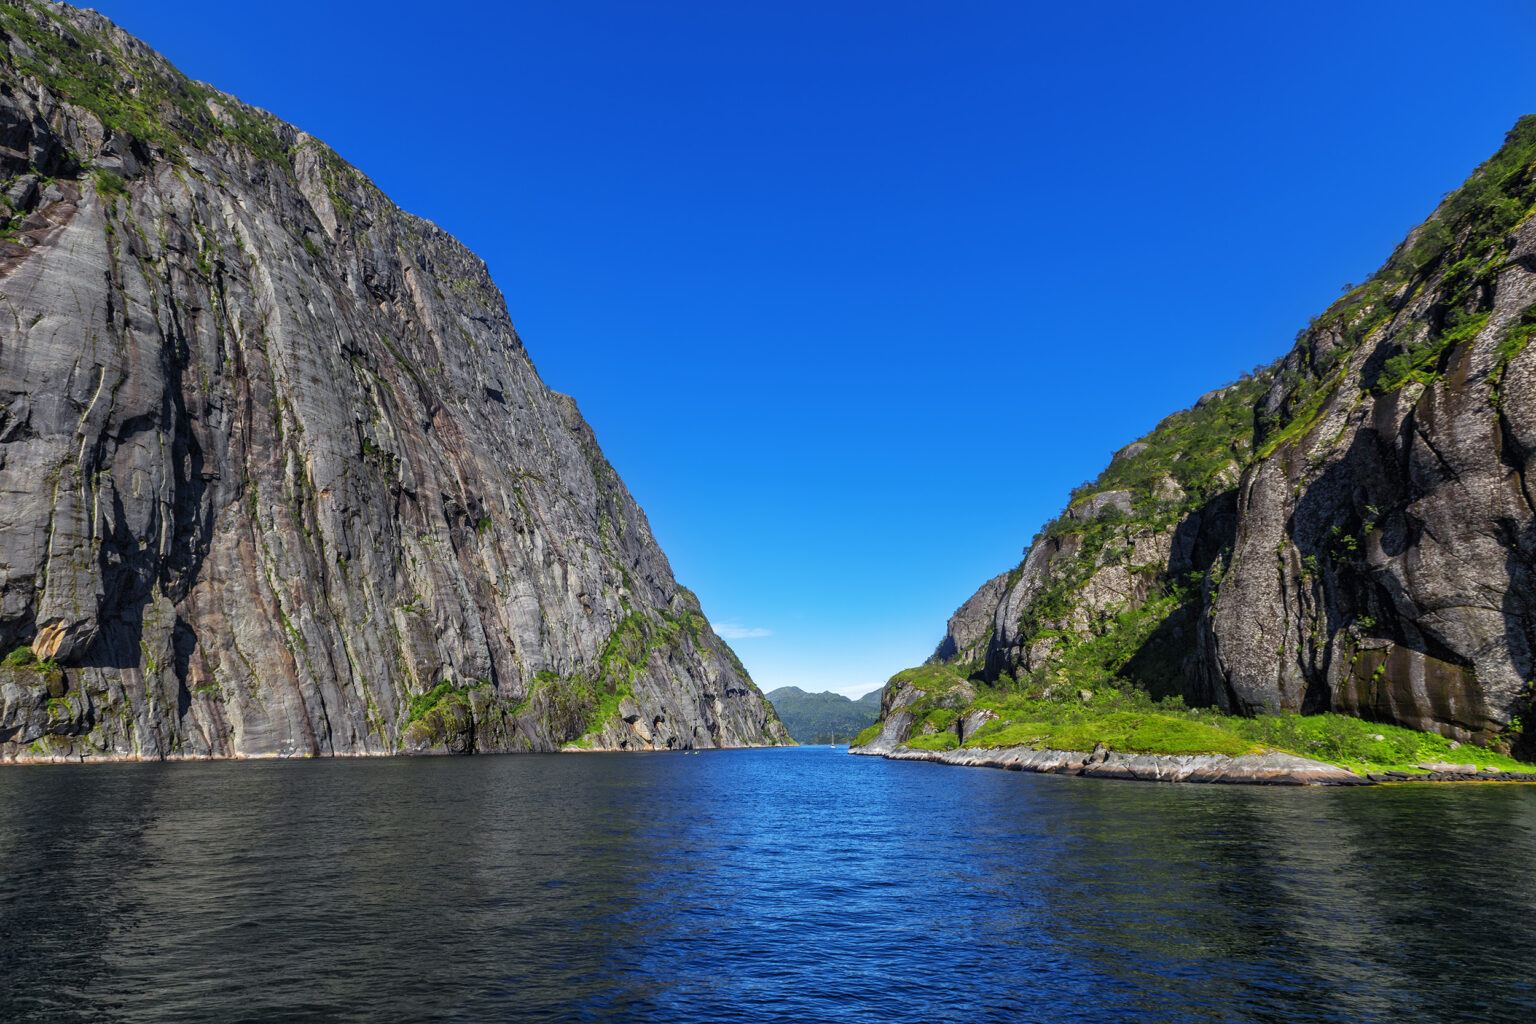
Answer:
[2, 748, 1534, 1023]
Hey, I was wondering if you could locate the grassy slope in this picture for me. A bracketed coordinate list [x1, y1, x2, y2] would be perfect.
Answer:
[885, 113, 1536, 782]
[874, 667, 1534, 775]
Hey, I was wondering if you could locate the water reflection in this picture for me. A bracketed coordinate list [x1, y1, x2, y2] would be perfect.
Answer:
[1, 751, 1533, 1023]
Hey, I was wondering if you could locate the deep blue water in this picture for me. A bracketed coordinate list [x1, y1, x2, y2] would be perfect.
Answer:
[2, 747, 1534, 1023]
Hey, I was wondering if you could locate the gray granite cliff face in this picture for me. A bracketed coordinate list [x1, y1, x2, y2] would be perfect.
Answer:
[0, 1, 788, 760]
[1197, 210, 1536, 744]
[914, 117, 1536, 756]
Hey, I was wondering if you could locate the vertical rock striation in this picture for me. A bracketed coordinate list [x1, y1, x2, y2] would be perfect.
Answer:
[883, 116, 1536, 757]
[0, 1, 789, 760]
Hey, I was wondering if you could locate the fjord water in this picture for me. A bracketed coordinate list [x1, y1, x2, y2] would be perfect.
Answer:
[2, 750, 1533, 1023]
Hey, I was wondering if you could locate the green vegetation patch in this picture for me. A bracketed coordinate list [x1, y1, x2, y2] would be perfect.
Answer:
[1492, 302, 1536, 407]
[1020, 584, 1187, 698]
[852, 723, 881, 747]
[1374, 310, 1489, 393]
[943, 685, 1535, 774]
[566, 603, 720, 747]
[906, 731, 959, 752]
[404, 680, 488, 727]
[887, 663, 972, 694]
[921, 707, 958, 733]
[965, 700, 1254, 758]
[3, 645, 36, 668]
[0, 2, 293, 168]
[90, 168, 128, 198]
[2, 644, 64, 695]
[1085, 371, 1272, 507]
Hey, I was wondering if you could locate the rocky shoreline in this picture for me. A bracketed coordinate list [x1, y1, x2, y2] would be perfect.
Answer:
[0, 741, 786, 766]
[850, 744, 1536, 786]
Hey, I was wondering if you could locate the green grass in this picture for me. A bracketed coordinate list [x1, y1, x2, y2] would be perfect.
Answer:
[907, 685, 1536, 775]
[887, 664, 972, 693]
[1222, 710, 1532, 776]
[906, 731, 960, 752]
[966, 707, 1255, 757]
[921, 708, 957, 732]
[90, 168, 128, 198]
[852, 724, 881, 746]
[1084, 370, 1273, 506]
[568, 681, 634, 748]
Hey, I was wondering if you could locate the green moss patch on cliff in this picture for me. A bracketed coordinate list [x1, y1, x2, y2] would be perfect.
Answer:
[1084, 373, 1271, 509]
[565, 604, 727, 748]
[0, 1, 291, 167]
[399, 680, 490, 748]
[2, 645, 65, 697]
[1374, 310, 1490, 393]
[1491, 302, 1536, 407]
[981, 369, 1271, 704]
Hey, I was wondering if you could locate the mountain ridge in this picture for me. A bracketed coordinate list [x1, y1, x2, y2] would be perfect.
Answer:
[764, 686, 880, 744]
[859, 115, 1536, 766]
[0, 0, 789, 760]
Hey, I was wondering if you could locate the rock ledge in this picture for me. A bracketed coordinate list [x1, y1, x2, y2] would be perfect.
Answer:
[851, 743, 1367, 785]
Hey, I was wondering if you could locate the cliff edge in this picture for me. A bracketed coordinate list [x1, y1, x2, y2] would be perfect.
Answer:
[862, 115, 1536, 769]
[0, 1, 789, 760]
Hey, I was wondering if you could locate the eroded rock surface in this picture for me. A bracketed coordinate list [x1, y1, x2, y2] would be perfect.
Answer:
[913, 116, 1536, 756]
[0, 2, 788, 761]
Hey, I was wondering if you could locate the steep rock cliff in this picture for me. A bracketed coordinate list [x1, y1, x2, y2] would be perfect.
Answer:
[880, 116, 1536, 756]
[0, 1, 789, 760]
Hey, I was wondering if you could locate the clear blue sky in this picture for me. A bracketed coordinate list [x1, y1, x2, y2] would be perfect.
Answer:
[95, 1, 1536, 698]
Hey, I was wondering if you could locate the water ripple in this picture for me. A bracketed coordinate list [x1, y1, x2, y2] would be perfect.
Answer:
[2, 749, 1534, 1022]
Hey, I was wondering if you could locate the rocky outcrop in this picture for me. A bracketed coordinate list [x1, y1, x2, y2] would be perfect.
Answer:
[0, 1, 788, 761]
[1193, 123, 1536, 749]
[928, 570, 1007, 665]
[895, 116, 1536, 757]
[854, 743, 1368, 786]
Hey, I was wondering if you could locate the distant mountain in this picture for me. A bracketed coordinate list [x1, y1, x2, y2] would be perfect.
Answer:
[765, 687, 882, 744]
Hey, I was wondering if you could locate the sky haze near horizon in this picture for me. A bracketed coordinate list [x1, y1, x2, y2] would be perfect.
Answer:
[89, 0, 1536, 699]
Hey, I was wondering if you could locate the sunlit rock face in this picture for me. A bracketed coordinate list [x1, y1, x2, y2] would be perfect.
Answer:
[0, 1, 788, 760]
[921, 117, 1536, 753]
